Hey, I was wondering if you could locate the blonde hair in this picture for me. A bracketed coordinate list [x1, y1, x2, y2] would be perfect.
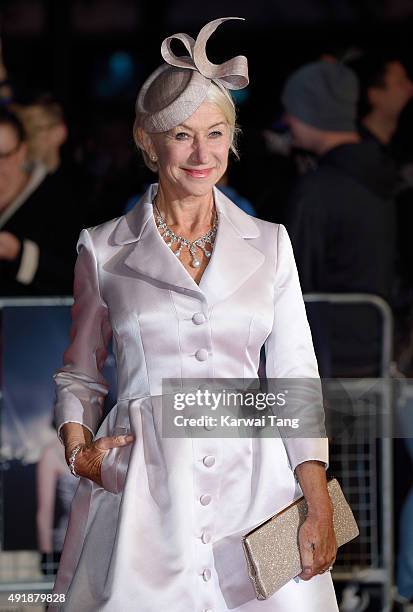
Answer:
[134, 82, 240, 173]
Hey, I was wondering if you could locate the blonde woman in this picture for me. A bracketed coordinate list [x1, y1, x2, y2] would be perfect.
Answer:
[52, 18, 338, 612]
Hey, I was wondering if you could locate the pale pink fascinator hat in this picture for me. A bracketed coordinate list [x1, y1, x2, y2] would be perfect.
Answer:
[135, 17, 249, 134]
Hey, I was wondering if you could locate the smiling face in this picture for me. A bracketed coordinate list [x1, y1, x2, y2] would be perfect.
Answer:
[140, 101, 232, 199]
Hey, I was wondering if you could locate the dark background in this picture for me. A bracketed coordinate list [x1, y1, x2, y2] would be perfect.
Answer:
[2, 0, 413, 169]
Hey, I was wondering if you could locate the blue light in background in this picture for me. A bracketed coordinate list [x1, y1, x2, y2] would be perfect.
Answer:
[95, 51, 137, 98]
[231, 88, 250, 105]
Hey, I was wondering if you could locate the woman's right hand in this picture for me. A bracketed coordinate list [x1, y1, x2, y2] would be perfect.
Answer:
[66, 434, 134, 487]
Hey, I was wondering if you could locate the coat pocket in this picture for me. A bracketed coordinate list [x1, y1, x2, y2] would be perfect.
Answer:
[100, 425, 133, 494]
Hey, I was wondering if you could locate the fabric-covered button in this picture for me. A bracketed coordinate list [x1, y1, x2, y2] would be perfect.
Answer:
[201, 531, 211, 544]
[200, 494, 212, 506]
[202, 568, 212, 582]
[203, 455, 215, 468]
[195, 348, 208, 361]
[192, 312, 206, 325]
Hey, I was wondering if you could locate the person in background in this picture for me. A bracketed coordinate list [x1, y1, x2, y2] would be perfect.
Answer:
[16, 95, 90, 223]
[350, 54, 413, 149]
[18, 96, 68, 175]
[0, 108, 80, 296]
[350, 53, 413, 611]
[282, 61, 397, 376]
[36, 424, 78, 576]
[350, 54, 413, 376]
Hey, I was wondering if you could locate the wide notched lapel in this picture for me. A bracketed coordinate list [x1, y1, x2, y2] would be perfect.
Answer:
[112, 184, 265, 303]
[113, 184, 203, 296]
[198, 187, 265, 305]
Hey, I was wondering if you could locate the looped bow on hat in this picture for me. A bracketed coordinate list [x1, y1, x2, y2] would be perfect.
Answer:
[161, 17, 249, 90]
[135, 17, 249, 133]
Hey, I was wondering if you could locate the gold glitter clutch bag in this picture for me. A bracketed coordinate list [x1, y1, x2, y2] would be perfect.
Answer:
[242, 478, 359, 600]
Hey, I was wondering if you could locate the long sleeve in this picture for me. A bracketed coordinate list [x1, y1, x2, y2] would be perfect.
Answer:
[54, 228, 112, 443]
[264, 224, 328, 472]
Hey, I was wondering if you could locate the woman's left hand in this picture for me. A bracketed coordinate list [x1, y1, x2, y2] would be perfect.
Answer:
[298, 509, 337, 580]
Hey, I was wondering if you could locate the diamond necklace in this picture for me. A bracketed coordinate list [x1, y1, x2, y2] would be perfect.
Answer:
[154, 202, 218, 268]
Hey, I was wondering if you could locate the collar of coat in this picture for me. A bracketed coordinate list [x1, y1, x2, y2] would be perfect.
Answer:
[111, 183, 265, 303]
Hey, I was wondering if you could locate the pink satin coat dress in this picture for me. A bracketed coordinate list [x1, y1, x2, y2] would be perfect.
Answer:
[51, 184, 338, 611]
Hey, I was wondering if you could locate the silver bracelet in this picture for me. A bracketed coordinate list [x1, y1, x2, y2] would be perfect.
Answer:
[68, 443, 84, 478]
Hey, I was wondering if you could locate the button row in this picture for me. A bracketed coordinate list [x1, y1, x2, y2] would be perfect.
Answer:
[202, 568, 211, 582]
[200, 494, 212, 506]
[195, 348, 208, 361]
[192, 312, 206, 325]
[203, 455, 215, 468]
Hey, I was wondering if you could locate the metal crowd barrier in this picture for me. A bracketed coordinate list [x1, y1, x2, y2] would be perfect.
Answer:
[0, 295, 396, 611]
[304, 293, 394, 612]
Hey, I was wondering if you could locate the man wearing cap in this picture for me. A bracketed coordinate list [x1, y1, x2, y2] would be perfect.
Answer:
[282, 60, 396, 376]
